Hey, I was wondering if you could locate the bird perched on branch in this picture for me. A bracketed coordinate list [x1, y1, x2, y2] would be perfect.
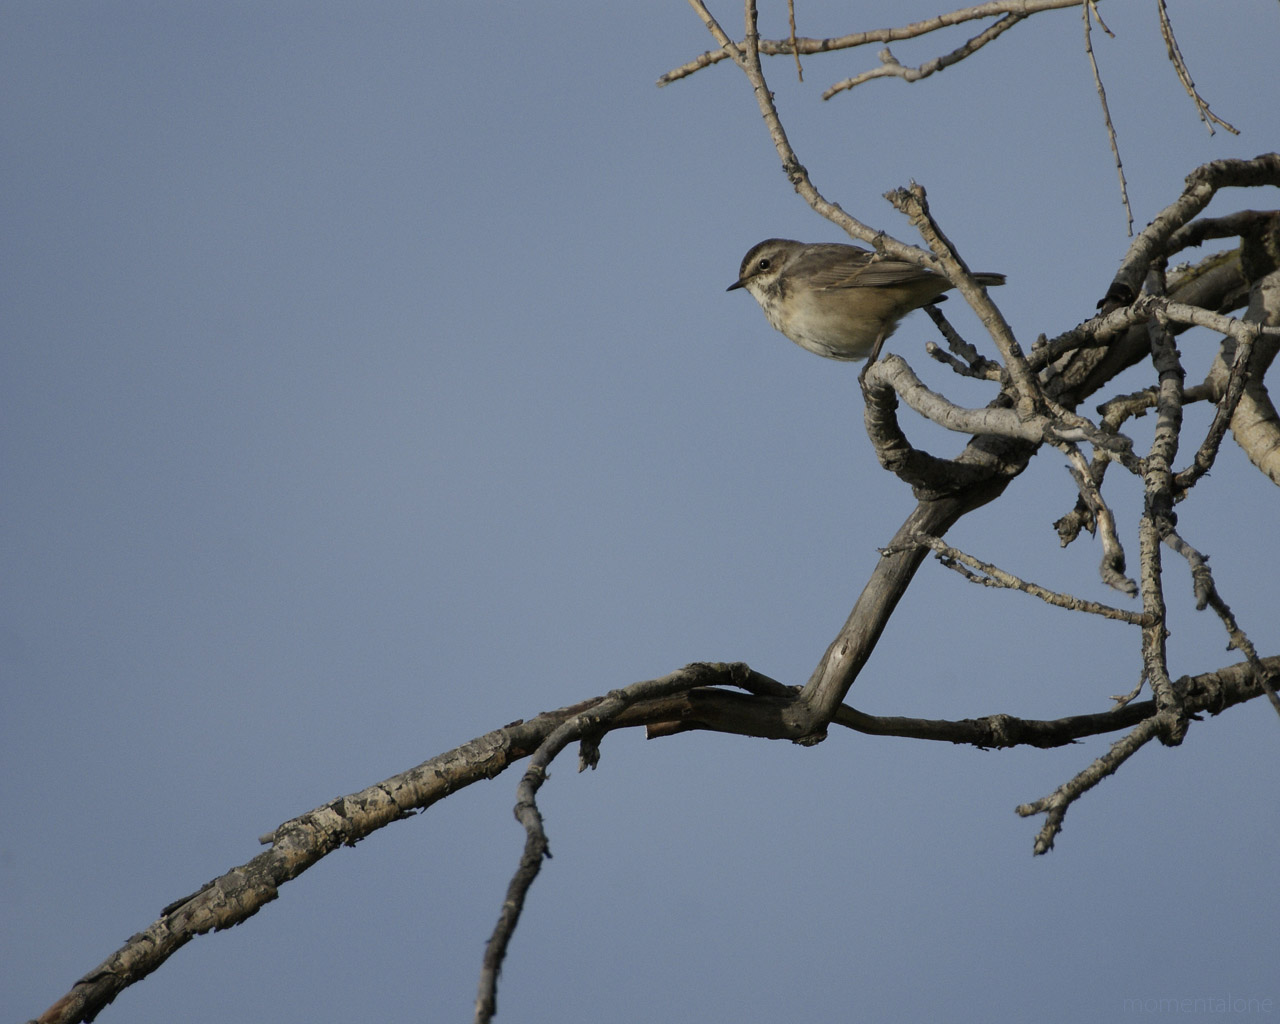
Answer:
[728, 238, 1006, 363]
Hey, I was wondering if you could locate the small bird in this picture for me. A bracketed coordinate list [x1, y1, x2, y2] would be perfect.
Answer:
[728, 238, 1006, 363]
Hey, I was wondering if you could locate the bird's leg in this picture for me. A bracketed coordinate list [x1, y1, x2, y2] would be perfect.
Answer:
[860, 328, 889, 382]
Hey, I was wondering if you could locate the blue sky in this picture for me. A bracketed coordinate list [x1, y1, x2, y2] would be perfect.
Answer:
[4, 3, 1278, 1022]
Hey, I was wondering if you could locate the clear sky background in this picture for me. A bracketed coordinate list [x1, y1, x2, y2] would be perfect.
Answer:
[4, 3, 1278, 1022]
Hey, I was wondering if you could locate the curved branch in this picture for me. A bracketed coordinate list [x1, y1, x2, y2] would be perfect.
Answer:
[476, 671, 712, 1023]
[862, 354, 1139, 461]
[35, 644, 1279, 1023]
[1041, 251, 1254, 410]
[863, 355, 1040, 440]
[33, 663, 771, 1024]
[861, 357, 1005, 497]
[1098, 154, 1280, 313]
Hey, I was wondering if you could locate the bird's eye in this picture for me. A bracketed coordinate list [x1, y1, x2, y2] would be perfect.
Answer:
[756, 258, 771, 272]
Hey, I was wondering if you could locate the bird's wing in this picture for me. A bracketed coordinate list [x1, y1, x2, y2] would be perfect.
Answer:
[796, 246, 943, 291]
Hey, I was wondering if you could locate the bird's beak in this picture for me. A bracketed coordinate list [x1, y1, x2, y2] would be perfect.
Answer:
[726, 279, 745, 292]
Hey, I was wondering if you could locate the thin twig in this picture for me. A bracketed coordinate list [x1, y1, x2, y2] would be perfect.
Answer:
[1097, 382, 1218, 427]
[909, 532, 1152, 625]
[1162, 531, 1280, 720]
[1017, 714, 1167, 853]
[1054, 385, 1129, 549]
[1173, 320, 1258, 497]
[787, 0, 803, 81]
[658, 0, 1084, 87]
[1019, 646, 1277, 852]
[684, 0, 880, 247]
[1155, 0, 1238, 136]
[824, 13, 1025, 97]
[475, 671, 719, 1023]
[1109, 667, 1147, 708]
[887, 183, 1039, 410]
[923, 304, 1006, 381]
[1082, 0, 1133, 234]
[926, 340, 1005, 381]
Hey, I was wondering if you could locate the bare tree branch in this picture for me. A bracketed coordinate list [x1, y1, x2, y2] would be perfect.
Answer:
[476, 671, 712, 1024]
[1202, 247, 1280, 484]
[1174, 313, 1259, 496]
[863, 354, 1043, 443]
[1136, 308, 1187, 739]
[1162, 531, 1280, 719]
[1165, 209, 1278, 256]
[1082, 0, 1133, 233]
[886, 183, 1039, 410]
[822, 12, 1026, 98]
[34, 636, 1279, 1024]
[1155, 0, 1239, 136]
[658, 0, 1085, 88]
[32, 5, 1280, 1020]
[681, 0, 879, 249]
[1059, 441, 1136, 594]
[1015, 656, 1276, 852]
[923, 304, 1006, 382]
[1018, 713, 1165, 854]
[906, 531, 1152, 624]
[1098, 154, 1280, 313]
[786, 0, 802, 81]
[835, 654, 1274, 749]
